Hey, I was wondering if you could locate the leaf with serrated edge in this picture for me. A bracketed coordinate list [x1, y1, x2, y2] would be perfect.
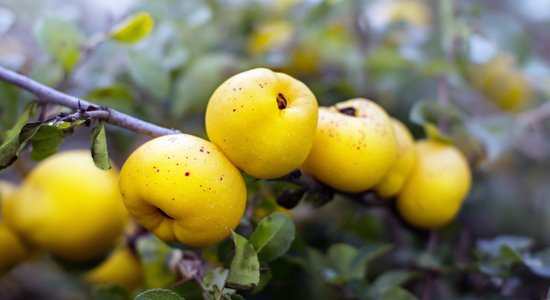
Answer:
[111, 12, 154, 44]
[226, 231, 260, 290]
[249, 213, 295, 262]
[0, 103, 36, 169]
[90, 122, 111, 170]
[134, 288, 184, 300]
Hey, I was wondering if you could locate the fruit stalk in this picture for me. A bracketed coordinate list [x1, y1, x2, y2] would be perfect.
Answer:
[0, 65, 180, 137]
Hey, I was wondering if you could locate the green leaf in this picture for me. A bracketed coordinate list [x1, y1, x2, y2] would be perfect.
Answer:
[171, 53, 239, 117]
[0, 81, 20, 128]
[381, 287, 418, 300]
[465, 115, 525, 164]
[522, 248, 550, 278]
[226, 231, 260, 290]
[30, 60, 64, 87]
[111, 12, 154, 44]
[92, 285, 128, 300]
[30, 125, 65, 161]
[249, 213, 295, 262]
[253, 262, 272, 294]
[90, 122, 111, 170]
[369, 270, 419, 297]
[35, 17, 84, 72]
[203, 267, 229, 295]
[327, 244, 362, 282]
[409, 99, 464, 140]
[127, 52, 170, 99]
[85, 85, 135, 113]
[477, 235, 533, 258]
[135, 288, 184, 300]
[351, 243, 394, 275]
[136, 234, 178, 289]
[0, 103, 36, 169]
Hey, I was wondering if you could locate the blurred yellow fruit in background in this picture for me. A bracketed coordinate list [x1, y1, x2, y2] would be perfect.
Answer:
[247, 20, 294, 56]
[3, 150, 128, 262]
[397, 140, 471, 229]
[84, 245, 142, 291]
[469, 53, 532, 111]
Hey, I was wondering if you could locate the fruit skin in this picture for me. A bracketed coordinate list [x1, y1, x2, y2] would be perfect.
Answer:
[301, 98, 397, 193]
[247, 20, 294, 56]
[0, 181, 29, 271]
[375, 119, 417, 198]
[119, 134, 246, 247]
[205, 68, 318, 179]
[0, 221, 28, 272]
[397, 140, 472, 229]
[469, 54, 532, 111]
[84, 246, 142, 291]
[3, 150, 128, 262]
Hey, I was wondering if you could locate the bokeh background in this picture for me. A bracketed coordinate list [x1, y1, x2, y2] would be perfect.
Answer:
[1, 0, 550, 299]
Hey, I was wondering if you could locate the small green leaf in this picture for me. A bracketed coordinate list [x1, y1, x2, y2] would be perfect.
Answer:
[35, 17, 84, 72]
[409, 99, 464, 140]
[477, 235, 533, 258]
[381, 287, 418, 300]
[29, 125, 65, 161]
[249, 213, 295, 262]
[127, 52, 170, 100]
[351, 243, 394, 275]
[111, 12, 154, 44]
[135, 288, 184, 300]
[522, 248, 550, 278]
[227, 231, 260, 290]
[90, 122, 111, 170]
[136, 234, 178, 288]
[253, 262, 272, 294]
[92, 285, 128, 300]
[369, 270, 419, 297]
[86, 85, 135, 113]
[203, 267, 229, 294]
[0, 81, 19, 128]
[465, 115, 525, 164]
[171, 54, 239, 117]
[327, 244, 360, 282]
[0, 103, 36, 169]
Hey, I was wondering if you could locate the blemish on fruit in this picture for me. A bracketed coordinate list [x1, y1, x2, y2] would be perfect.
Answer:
[220, 177, 223, 181]
[338, 107, 356, 116]
[185, 172, 190, 176]
[276, 93, 287, 110]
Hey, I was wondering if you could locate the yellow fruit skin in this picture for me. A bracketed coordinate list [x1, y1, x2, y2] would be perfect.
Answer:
[397, 140, 472, 229]
[375, 119, 417, 198]
[84, 246, 142, 291]
[469, 54, 532, 111]
[119, 134, 246, 247]
[301, 98, 397, 193]
[247, 20, 293, 56]
[0, 181, 17, 206]
[206, 68, 318, 179]
[3, 150, 128, 262]
[0, 221, 28, 271]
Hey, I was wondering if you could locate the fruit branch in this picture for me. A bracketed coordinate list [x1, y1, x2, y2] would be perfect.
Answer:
[0, 65, 181, 137]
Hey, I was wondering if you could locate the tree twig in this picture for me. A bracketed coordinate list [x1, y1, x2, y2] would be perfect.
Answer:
[0, 65, 181, 137]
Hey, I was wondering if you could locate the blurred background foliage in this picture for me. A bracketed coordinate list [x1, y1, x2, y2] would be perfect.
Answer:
[1, 0, 550, 299]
